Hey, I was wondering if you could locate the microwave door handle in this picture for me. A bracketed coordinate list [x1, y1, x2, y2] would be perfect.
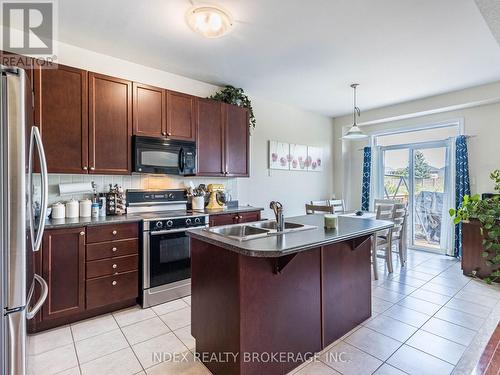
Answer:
[179, 147, 185, 173]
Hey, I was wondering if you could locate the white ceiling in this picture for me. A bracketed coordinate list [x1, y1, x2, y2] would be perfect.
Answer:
[57, 0, 500, 117]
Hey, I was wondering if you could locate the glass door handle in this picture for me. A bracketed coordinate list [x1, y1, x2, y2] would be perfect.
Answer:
[28, 126, 48, 252]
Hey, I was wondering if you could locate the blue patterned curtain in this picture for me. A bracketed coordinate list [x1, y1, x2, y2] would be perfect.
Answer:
[454, 135, 471, 258]
[361, 146, 372, 211]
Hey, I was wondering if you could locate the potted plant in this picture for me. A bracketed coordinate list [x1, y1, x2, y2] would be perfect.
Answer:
[209, 85, 256, 130]
[450, 169, 500, 283]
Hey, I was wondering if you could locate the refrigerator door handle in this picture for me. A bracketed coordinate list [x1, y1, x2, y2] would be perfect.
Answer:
[28, 126, 48, 252]
[25, 274, 48, 320]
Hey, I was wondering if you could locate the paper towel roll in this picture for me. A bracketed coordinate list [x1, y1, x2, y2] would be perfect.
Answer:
[58, 182, 93, 195]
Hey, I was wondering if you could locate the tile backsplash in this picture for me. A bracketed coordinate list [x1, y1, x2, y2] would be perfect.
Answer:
[34, 173, 238, 206]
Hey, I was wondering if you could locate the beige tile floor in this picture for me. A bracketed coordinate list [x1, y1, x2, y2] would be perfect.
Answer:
[28, 250, 500, 375]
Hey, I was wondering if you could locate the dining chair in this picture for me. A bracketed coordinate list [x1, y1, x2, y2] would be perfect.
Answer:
[310, 200, 330, 206]
[305, 204, 334, 214]
[390, 202, 408, 267]
[374, 198, 401, 209]
[372, 204, 394, 279]
[328, 199, 346, 214]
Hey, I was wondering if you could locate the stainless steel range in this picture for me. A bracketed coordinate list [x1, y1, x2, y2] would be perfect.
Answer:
[126, 189, 208, 308]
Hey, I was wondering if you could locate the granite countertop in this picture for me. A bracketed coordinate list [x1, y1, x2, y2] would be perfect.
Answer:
[187, 214, 393, 257]
[193, 206, 264, 216]
[45, 214, 143, 229]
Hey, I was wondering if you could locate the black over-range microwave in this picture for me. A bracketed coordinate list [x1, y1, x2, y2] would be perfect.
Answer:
[133, 136, 196, 175]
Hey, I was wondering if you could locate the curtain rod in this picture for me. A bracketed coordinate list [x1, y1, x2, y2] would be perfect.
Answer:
[356, 134, 477, 151]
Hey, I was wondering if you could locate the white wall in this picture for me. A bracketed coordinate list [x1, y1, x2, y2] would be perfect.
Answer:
[44, 41, 334, 216]
[332, 81, 500, 210]
[238, 97, 334, 218]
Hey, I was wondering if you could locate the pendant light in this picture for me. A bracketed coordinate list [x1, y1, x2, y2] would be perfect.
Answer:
[342, 83, 368, 140]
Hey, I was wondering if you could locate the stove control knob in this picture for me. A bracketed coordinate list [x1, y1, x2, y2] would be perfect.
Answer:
[166, 220, 173, 228]
[168, 193, 175, 200]
[155, 221, 163, 229]
[186, 218, 192, 225]
[194, 217, 201, 224]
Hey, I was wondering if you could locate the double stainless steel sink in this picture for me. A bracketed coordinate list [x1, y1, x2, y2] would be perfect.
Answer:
[204, 220, 316, 241]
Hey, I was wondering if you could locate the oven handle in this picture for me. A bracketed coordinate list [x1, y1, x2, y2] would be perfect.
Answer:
[149, 226, 208, 236]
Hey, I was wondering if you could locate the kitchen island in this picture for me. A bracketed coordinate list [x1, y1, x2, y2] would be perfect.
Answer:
[187, 214, 393, 375]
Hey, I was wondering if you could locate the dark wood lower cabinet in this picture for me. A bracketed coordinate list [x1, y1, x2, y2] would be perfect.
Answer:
[190, 236, 372, 375]
[462, 220, 500, 279]
[41, 227, 86, 322]
[29, 223, 140, 333]
[86, 270, 138, 310]
[209, 210, 262, 227]
[322, 236, 372, 344]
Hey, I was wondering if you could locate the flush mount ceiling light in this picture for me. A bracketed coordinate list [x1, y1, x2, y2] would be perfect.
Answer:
[186, 5, 233, 38]
[342, 83, 368, 140]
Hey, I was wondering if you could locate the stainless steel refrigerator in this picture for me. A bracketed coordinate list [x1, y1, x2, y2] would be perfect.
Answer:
[1, 65, 49, 375]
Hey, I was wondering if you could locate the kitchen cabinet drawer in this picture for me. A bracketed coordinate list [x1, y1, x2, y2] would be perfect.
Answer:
[86, 223, 138, 243]
[209, 210, 261, 227]
[209, 213, 237, 227]
[86, 238, 139, 261]
[86, 270, 138, 310]
[86, 254, 138, 279]
[238, 211, 261, 223]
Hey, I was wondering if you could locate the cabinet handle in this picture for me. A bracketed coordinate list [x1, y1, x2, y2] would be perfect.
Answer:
[80, 231, 85, 236]
[112, 264, 117, 269]
[90, 167, 95, 171]
[112, 230, 117, 235]
[112, 247, 117, 252]
[167, 132, 172, 136]
[162, 131, 166, 136]
[82, 166, 88, 171]
[112, 281, 117, 286]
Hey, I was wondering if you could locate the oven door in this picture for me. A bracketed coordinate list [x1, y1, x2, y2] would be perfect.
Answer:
[148, 229, 191, 288]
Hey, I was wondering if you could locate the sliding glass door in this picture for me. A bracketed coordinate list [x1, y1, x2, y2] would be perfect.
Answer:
[380, 140, 453, 253]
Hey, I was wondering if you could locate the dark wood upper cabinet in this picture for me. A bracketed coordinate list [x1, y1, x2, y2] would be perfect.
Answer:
[34, 64, 88, 173]
[132, 82, 166, 137]
[224, 104, 249, 177]
[196, 100, 250, 177]
[196, 98, 224, 176]
[41, 227, 86, 322]
[89, 72, 132, 174]
[166, 90, 196, 141]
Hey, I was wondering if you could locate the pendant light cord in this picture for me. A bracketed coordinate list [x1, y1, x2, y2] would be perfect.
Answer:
[351, 83, 361, 126]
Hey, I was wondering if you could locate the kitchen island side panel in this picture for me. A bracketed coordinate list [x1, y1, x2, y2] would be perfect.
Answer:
[239, 249, 322, 375]
[322, 236, 372, 345]
[190, 238, 241, 375]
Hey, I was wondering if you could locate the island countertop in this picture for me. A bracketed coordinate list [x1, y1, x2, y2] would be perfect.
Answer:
[187, 214, 393, 257]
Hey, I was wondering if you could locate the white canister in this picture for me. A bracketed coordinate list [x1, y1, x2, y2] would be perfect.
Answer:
[79, 199, 92, 217]
[65, 199, 79, 218]
[51, 202, 66, 219]
[192, 196, 205, 210]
